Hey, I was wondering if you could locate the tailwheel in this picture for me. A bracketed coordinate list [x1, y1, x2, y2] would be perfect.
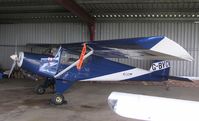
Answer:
[34, 85, 46, 95]
[50, 94, 66, 105]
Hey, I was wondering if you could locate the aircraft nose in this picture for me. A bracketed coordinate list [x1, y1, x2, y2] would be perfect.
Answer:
[10, 52, 24, 67]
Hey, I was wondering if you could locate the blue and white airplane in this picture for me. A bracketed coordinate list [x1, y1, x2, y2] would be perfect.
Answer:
[9, 36, 193, 105]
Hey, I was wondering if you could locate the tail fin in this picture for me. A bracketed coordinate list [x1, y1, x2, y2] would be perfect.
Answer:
[149, 60, 170, 81]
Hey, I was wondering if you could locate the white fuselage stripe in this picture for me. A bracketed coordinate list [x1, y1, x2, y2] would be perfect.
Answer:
[80, 66, 170, 82]
[81, 68, 150, 81]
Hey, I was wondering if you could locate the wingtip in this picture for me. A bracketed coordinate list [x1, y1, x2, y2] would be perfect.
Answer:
[188, 56, 194, 61]
[182, 52, 194, 61]
[151, 37, 194, 61]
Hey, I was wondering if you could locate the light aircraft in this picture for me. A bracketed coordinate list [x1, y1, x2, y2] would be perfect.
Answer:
[9, 36, 193, 105]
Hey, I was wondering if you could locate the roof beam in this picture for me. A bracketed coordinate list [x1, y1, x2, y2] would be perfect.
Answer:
[56, 0, 95, 41]
[56, 0, 94, 24]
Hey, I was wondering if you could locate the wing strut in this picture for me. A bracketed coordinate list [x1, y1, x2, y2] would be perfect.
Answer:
[54, 45, 94, 79]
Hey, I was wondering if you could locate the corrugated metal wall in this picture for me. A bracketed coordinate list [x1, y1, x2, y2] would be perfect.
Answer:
[95, 22, 199, 76]
[0, 23, 89, 70]
[0, 21, 198, 76]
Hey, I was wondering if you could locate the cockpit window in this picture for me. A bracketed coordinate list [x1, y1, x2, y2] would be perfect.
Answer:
[60, 50, 79, 65]
[51, 48, 58, 56]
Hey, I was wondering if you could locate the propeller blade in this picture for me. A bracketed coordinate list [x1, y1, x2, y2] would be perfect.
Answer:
[8, 60, 16, 78]
[10, 54, 18, 61]
[9, 40, 19, 78]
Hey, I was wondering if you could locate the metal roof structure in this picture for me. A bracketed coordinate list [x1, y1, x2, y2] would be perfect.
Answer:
[1, 0, 199, 23]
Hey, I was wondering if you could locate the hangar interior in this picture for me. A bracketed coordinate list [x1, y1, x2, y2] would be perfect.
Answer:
[0, 0, 199, 121]
[0, 0, 198, 76]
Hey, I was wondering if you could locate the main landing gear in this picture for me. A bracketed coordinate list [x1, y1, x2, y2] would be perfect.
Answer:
[34, 85, 46, 94]
[34, 79, 74, 105]
[50, 94, 66, 105]
[49, 79, 74, 105]
[34, 78, 55, 95]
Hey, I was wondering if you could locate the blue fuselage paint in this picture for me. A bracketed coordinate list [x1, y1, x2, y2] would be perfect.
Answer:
[126, 68, 170, 81]
[20, 51, 170, 94]
[20, 52, 169, 82]
[21, 52, 55, 77]
[57, 55, 135, 81]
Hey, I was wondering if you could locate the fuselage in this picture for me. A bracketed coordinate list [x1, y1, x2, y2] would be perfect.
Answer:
[17, 50, 169, 82]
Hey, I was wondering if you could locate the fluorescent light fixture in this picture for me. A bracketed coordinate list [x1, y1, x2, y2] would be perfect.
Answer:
[194, 21, 199, 24]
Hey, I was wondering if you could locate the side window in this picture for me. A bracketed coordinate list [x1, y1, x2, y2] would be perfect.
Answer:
[60, 51, 68, 64]
[60, 50, 79, 65]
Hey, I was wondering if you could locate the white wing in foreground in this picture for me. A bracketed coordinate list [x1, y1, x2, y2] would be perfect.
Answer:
[108, 92, 199, 121]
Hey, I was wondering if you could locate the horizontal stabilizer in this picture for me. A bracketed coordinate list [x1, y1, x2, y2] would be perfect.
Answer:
[181, 76, 199, 81]
[169, 76, 199, 82]
[169, 76, 193, 82]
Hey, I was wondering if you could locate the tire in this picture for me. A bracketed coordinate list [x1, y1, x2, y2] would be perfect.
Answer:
[34, 85, 46, 95]
[50, 94, 65, 105]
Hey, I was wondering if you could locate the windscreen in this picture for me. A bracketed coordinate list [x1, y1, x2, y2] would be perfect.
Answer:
[60, 50, 79, 65]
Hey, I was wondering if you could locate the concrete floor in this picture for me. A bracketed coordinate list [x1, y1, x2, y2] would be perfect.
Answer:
[0, 79, 199, 121]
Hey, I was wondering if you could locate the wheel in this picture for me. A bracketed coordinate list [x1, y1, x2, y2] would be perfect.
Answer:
[50, 94, 65, 105]
[34, 85, 46, 95]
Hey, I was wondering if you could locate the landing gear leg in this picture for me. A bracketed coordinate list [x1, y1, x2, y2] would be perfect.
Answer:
[34, 78, 55, 95]
[49, 79, 75, 105]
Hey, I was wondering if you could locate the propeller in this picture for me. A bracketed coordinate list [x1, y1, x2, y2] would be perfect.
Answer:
[8, 40, 18, 78]
[8, 54, 18, 78]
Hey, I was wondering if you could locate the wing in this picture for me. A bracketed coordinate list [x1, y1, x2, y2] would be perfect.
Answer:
[108, 92, 199, 121]
[27, 36, 193, 61]
[88, 36, 193, 61]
